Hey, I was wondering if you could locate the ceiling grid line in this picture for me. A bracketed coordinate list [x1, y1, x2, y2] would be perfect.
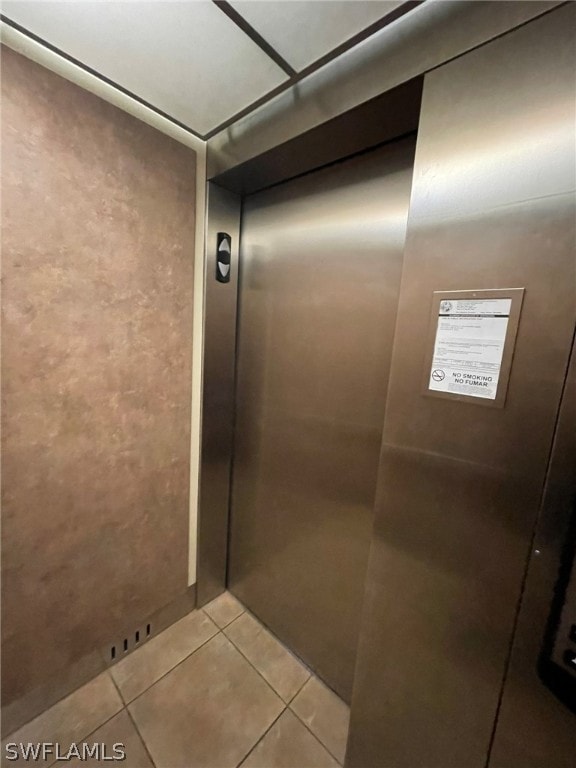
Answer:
[212, 0, 297, 77]
[1, 1, 421, 140]
[203, 1, 423, 140]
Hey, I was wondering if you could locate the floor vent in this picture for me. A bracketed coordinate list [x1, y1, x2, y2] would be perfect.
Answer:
[108, 621, 152, 664]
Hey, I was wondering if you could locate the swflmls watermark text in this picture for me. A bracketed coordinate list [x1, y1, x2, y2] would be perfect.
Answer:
[4, 742, 126, 762]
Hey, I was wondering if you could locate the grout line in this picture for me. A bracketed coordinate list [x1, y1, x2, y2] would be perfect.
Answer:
[287, 699, 347, 766]
[288, 707, 345, 768]
[6, 672, 123, 758]
[254, 615, 349, 706]
[285, 673, 311, 707]
[235, 605, 317, 678]
[21, 603, 345, 768]
[221, 612, 310, 706]
[236, 696, 344, 768]
[122, 617, 288, 768]
[215, 604, 347, 762]
[221, 629, 290, 704]
[222, 609, 318, 707]
[43, 685, 124, 768]
[200, 604, 246, 631]
[124, 704, 158, 768]
[107, 673, 157, 768]
[123, 627, 220, 706]
[107, 669, 125, 705]
[45, 712, 122, 768]
[2, 684, 101, 743]
[235, 706, 287, 768]
[4, 587, 201, 737]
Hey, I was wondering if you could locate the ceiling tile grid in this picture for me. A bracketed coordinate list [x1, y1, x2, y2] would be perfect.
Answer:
[229, 0, 405, 71]
[1, 0, 410, 138]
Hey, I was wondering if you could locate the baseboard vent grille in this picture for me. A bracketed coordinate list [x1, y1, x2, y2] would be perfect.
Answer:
[108, 621, 153, 664]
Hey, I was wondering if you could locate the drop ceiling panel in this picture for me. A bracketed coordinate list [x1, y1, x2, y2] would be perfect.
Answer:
[229, 0, 406, 71]
[2, 1, 288, 135]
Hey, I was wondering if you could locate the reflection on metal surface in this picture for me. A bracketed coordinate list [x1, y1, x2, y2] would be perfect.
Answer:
[489, 335, 576, 767]
[211, 78, 422, 195]
[346, 5, 576, 767]
[228, 138, 416, 702]
[207, 0, 561, 176]
[197, 183, 241, 607]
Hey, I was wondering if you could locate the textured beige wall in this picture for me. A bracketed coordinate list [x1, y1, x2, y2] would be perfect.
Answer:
[1, 46, 196, 706]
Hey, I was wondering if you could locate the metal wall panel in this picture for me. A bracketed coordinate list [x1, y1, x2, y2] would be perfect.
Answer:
[207, 0, 561, 176]
[229, 138, 416, 701]
[346, 5, 576, 766]
[488, 335, 576, 768]
[212, 78, 422, 196]
[197, 183, 241, 606]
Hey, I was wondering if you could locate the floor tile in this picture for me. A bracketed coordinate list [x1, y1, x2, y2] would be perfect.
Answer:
[290, 677, 350, 764]
[110, 608, 218, 702]
[225, 612, 310, 703]
[1, 673, 122, 767]
[202, 591, 245, 629]
[129, 633, 284, 768]
[66, 710, 153, 768]
[241, 709, 340, 768]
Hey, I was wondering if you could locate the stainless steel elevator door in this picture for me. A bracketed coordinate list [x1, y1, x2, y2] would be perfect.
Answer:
[229, 138, 415, 701]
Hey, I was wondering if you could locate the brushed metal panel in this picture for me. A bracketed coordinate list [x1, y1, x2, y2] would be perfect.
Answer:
[207, 0, 561, 176]
[212, 77, 422, 195]
[197, 183, 241, 607]
[346, 5, 576, 767]
[229, 138, 416, 702]
[488, 336, 576, 767]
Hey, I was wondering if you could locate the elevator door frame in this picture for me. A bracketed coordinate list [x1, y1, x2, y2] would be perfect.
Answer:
[196, 79, 423, 608]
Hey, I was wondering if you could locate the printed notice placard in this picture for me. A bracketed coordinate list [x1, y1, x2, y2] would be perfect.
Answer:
[428, 298, 512, 400]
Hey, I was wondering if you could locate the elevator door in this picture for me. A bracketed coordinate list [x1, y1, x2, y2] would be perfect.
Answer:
[229, 138, 415, 701]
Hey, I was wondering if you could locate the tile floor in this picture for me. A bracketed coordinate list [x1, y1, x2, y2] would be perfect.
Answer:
[2, 593, 349, 768]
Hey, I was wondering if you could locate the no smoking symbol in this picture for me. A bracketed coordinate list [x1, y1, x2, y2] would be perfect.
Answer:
[432, 369, 445, 382]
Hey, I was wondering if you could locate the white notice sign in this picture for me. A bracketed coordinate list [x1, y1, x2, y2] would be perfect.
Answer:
[428, 298, 511, 400]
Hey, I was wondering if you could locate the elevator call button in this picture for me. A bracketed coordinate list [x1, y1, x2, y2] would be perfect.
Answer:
[216, 233, 232, 283]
